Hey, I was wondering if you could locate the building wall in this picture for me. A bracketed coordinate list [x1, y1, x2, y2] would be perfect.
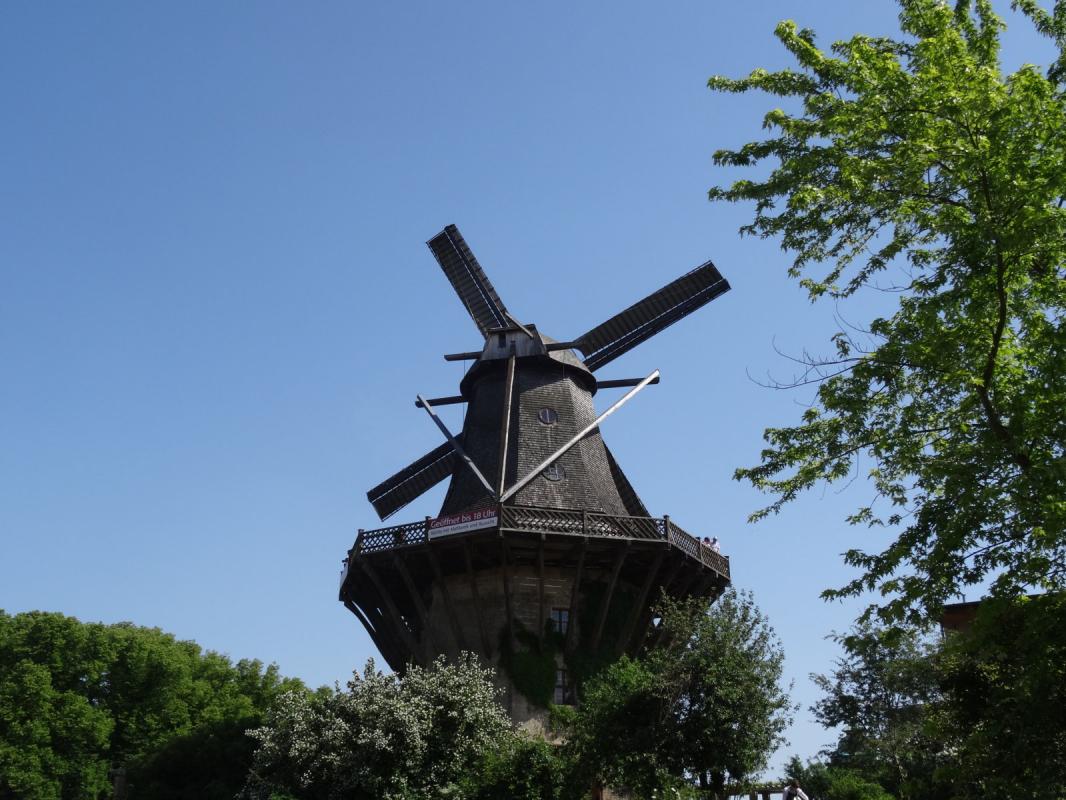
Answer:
[425, 564, 601, 727]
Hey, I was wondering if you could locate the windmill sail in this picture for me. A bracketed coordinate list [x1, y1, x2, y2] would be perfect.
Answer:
[367, 441, 457, 520]
[428, 225, 510, 337]
[575, 261, 730, 371]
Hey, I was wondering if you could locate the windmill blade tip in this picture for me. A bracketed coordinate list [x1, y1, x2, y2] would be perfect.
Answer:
[425, 223, 459, 245]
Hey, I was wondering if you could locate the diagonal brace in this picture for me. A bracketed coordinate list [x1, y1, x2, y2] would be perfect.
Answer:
[416, 393, 497, 498]
[499, 369, 660, 503]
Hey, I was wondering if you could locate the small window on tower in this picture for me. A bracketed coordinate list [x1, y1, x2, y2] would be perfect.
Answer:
[550, 607, 569, 635]
[543, 462, 565, 481]
[538, 408, 559, 425]
[554, 667, 570, 705]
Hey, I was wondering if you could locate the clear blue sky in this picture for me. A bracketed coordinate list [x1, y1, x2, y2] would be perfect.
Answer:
[1, 0, 1053, 776]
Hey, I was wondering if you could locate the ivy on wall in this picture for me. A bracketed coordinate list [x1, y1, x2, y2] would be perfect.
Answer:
[497, 580, 639, 708]
[566, 580, 637, 692]
[498, 622, 560, 708]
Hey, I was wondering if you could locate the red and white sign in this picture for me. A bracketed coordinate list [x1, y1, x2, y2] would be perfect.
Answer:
[429, 508, 498, 539]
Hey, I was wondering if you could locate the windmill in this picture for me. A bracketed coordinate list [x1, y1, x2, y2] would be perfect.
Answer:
[340, 225, 732, 723]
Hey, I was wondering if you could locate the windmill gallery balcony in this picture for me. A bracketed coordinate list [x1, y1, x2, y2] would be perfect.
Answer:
[339, 504, 730, 678]
[345, 504, 729, 578]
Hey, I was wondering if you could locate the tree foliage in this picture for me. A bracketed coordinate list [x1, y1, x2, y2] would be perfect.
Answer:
[243, 654, 518, 800]
[784, 756, 895, 800]
[0, 658, 112, 799]
[455, 734, 566, 800]
[935, 592, 1066, 795]
[710, 0, 1066, 622]
[559, 590, 793, 799]
[0, 610, 303, 799]
[811, 624, 945, 800]
[812, 595, 1066, 800]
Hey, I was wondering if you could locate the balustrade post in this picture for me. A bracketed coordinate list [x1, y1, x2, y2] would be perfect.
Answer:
[424, 516, 432, 543]
[662, 514, 670, 542]
[356, 529, 364, 555]
[582, 509, 587, 537]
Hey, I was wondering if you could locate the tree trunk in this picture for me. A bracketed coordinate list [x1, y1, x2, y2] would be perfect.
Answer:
[710, 770, 726, 800]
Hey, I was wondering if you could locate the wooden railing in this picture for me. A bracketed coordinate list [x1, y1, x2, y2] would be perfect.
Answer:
[666, 518, 730, 576]
[356, 520, 427, 554]
[351, 504, 729, 579]
[500, 505, 663, 541]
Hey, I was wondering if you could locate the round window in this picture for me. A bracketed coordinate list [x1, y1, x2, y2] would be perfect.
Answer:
[538, 408, 559, 425]
[543, 462, 565, 482]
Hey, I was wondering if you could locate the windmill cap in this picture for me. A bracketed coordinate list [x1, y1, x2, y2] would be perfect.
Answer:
[458, 329, 595, 397]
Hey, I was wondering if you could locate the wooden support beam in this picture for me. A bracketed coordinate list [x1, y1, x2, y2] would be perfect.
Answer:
[463, 539, 492, 655]
[658, 555, 686, 595]
[591, 541, 630, 651]
[673, 568, 704, 601]
[415, 395, 465, 408]
[342, 597, 374, 635]
[665, 572, 720, 654]
[343, 597, 401, 671]
[503, 311, 536, 340]
[682, 570, 716, 604]
[425, 545, 466, 654]
[497, 355, 516, 495]
[691, 572, 719, 602]
[365, 603, 407, 671]
[537, 534, 546, 645]
[417, 393, 496, 498]
[500, 537, 516, 651]
[363, 573, 418, 669]
[629, 610, 656, 657]
[393, 553, 434, 662]
[629, 555, 684, 655]
[564, 538, 587, 654]
[595, 375, 661, 390]
[355, 558, 422, 665]
[444, 350, 483, 361]
[619, 548, 665, 656]
[561, 538, 586, 561]
[652, 568, 702, 649]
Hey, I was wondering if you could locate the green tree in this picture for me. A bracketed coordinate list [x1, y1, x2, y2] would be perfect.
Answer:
[710, 0, 1066, 622]
[0, 610, 303, 800]
[810, 596, 1066, 800]
[457, 734, 566, 800]
[0, 660, 112, 800]
[555, 656, 680, 797]
[935, 592, 1066, 795]
[560, 590, 792, 799]
[243, 653, 514, 800]
[811, 624, 945, 800]
[784, 756, 895, 800]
